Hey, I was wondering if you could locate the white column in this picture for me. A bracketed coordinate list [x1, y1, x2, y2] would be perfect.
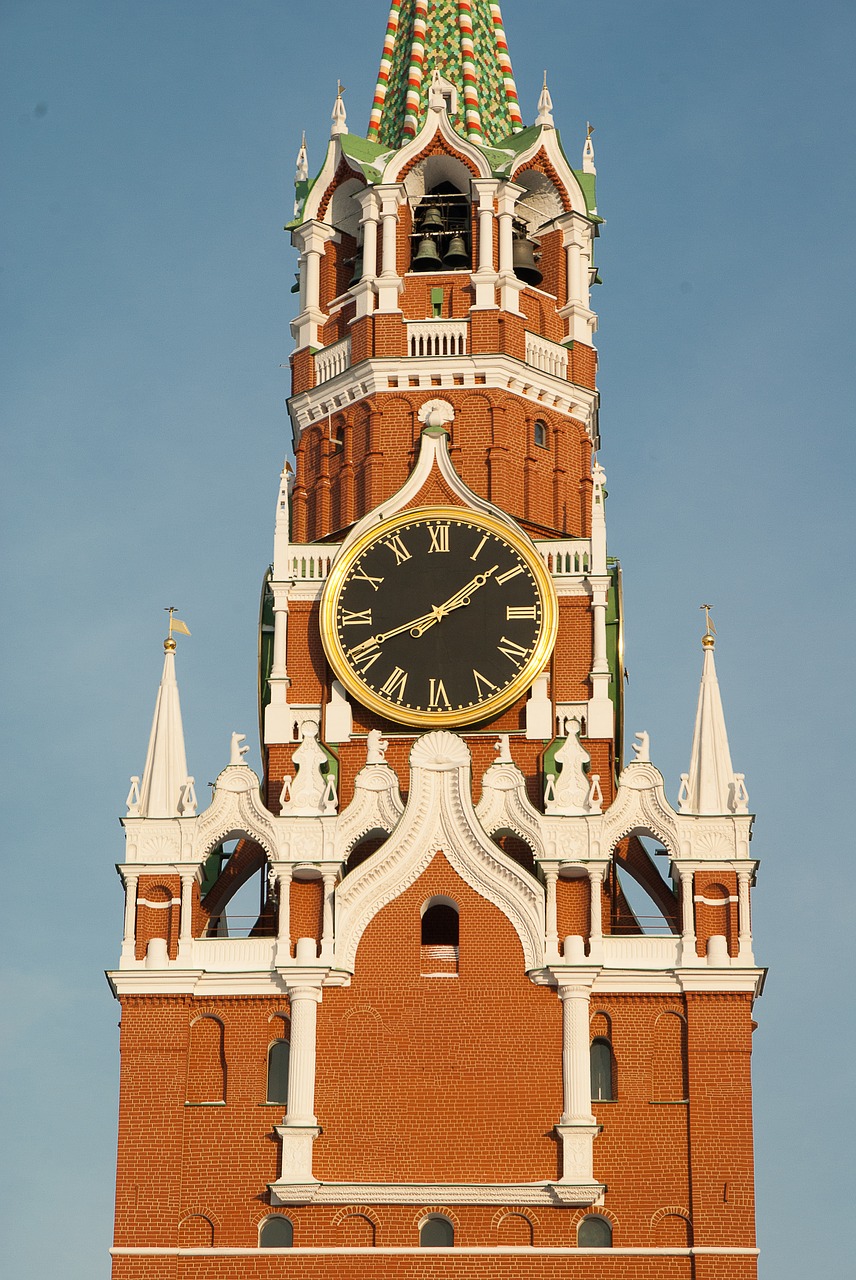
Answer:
[178, 871, 195, 955]
[737, 869, 753, 961]
[265, 584, 295, 745]
[353, 189, 381, 319]
[375, 184, 406, 312]
[291, 220, 335, 349]
[559, 984, 595, 1125]
[680, 867, 697, 963]
[121, 872, 138, 960]
[588, 869, 603, 958]
[496, 181, 525, 314]
[471, 179, 499, 309]
[320, 870, 337, 960]
[587, 578, 613, 738]
[274, 866, 292, 966]
[285, 985, 322, 1125]
[544, 869, 559, 961]
[557, 211, 597, 345]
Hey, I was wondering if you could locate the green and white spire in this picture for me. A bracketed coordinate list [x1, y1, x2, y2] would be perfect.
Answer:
[367, 0, 523, 148]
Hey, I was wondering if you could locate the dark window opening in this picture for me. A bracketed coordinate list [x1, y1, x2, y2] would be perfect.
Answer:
[578, 1215, 612, 1247]
[590, 1038, 614, 1100]
[260, 1216, 293, 1247]
[267, 1039, 290, 1104]
[534, 420, 548, 448]
[421, 903, 459, 946]
[420, 1216, 454, 1247]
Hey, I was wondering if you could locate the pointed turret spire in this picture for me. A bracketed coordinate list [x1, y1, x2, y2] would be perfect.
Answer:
[295, 132, 308, 184]
[134, 622, 193, 819]
[331, 81, 348, 138]
[583, 121, 596, 174]
[678, 610, 749, 816]
[536, 70, 554, 129]
[367, 0, 523, 148]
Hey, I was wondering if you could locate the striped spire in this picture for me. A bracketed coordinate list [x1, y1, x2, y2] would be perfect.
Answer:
[367, 0, 523, 148]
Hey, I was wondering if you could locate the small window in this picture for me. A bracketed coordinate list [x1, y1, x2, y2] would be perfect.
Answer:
[534, 420, 548, 448]
[267, 1039, 290, 1104]
[421, 903, 459, 946]
[590, 1037, 614, 1101]
[578, 1215, 612, 1247]
[420, 1216, 454, 1247]
[260, 1215, 293, 1247]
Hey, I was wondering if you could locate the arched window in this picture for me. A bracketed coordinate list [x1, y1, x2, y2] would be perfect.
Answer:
[421, 898, 459, 976]
[534, 420, 548, 448]
[267, 1038, 290, 1104]
[578, 1215, 613, 1246]
[420, 1215, 454, 1247]
[421, 901, 459, 946]
[259, 1215, 293, 1247]
[590, 1037, 614, 1100]
[186, 1016, 225, 1104]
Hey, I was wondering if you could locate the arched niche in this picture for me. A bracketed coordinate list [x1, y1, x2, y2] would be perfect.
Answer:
[327, 177, 365, 239]
[200, 837, 275, 940]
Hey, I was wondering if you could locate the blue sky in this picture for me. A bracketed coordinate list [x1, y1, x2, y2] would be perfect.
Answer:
[2, 1, 854, 1274]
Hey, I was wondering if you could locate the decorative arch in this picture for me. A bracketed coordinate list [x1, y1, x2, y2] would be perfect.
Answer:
[331, 1209, 378, 1246]
[335, 733, 545, 973]
[571, 1205, 618, 1231]
[411, 1205, 460, 1230]
[193, 764, 280, 865]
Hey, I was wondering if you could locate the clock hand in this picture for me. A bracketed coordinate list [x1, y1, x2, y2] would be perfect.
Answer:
[347, 566, 500, 655]
[409, 565, 499, 635]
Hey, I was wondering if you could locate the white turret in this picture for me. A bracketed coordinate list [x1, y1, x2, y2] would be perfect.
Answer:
[133, 635, 194, 818]
[583, 122, 596, 175]
[536, 72, 555, 129]
[679, 614, 749, 816]
[331, 82, 348, 138]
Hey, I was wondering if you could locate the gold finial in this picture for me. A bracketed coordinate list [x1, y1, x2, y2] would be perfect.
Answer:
[543, 70, 548, 90]
[337, 80, 346, 99]
[587, 121, 595, 139]
[700, 603, 716, 648]
[164, 606, 191, 650]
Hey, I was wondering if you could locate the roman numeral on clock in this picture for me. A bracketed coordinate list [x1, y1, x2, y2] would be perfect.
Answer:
[427, 523, 450, 553]
[352, 568, 384, 591]
[498, 635, 528, 663]
[341, 609, 373, 627]
[507, 605, 537, 620]
[496, 564, 525, 586]
[473, 669, 498, 698]
[379, 666, 408, 701]
[382, 535, 411, 565]
[348, 639, 382, 673]
[428, 678, 451, 709]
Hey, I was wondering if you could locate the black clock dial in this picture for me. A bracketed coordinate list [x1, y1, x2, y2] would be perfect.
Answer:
[320, 508, 557, 727]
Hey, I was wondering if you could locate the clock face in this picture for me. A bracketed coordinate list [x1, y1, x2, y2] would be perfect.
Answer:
[320, 507, 557, 727]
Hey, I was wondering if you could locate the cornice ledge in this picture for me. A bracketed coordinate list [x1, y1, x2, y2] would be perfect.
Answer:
[269, 1180, 604, 1207]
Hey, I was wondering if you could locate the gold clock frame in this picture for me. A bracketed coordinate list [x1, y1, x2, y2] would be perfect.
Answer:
[319, 505, 559, 728]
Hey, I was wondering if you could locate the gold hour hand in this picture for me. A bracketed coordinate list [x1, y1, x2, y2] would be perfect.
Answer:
[347, 607, 443, 656]
[410, 566, 499, 635]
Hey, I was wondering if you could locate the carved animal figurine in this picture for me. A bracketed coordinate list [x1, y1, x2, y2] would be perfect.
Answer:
[631, 730, 650, 763]
[230, 732, 250, 766]
[366, 729, 389, 765]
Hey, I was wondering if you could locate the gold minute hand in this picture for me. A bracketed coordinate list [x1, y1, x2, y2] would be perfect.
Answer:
[409, 565, 499, 636]
[347, 606, 446, 657]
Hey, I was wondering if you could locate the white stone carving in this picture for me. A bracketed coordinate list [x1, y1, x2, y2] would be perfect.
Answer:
[336, 732, 545, 973]
[230, 732, 250, 766]
[632, 730, 650, 763]
[268, 1180, 603, 1208]
[366, 729, 388, 765]
[280, 721, 337, 816]
[544, 719, 601, 815]
[335, 749, 404, 857]
[194, 763, 280, 863]
[476, 741, 546, 859]
[416, 397, 455, 430]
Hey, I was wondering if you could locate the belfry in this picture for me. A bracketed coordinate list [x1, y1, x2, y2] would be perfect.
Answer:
[109, 2, 764, 1275]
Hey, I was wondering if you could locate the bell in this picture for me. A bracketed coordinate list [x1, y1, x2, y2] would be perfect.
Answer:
[512, 236, 543, 286]
[412, 236, 443, 271]
[418, 205, 445, 233]
[443, 234, 470, 269]
[349, 252, 363, 287]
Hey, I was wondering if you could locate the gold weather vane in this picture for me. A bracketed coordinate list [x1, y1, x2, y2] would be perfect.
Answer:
[587, 121, 595, 139]
[337, 80, 346, 99]
[165, 606, 191, 642]
[700, 603, 716, 638]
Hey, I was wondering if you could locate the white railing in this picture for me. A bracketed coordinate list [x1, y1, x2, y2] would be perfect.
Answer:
[601, 935, 681, 969]
[190, 937, 277, 971]
[525, 332, 569, 380]
[315, 335, 351, 384]
[283, 545, 340, 582]
[536, 539, 591, 577]
[406, 319, 468, 358]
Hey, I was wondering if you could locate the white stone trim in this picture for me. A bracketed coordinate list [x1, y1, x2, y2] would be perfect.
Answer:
[112, 1246, 760, 1257]
[269, 1181, 602, 1207]
[287, 352, 599, 443]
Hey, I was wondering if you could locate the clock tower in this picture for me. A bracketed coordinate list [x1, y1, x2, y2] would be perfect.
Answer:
[109, 3, 764, 1277]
